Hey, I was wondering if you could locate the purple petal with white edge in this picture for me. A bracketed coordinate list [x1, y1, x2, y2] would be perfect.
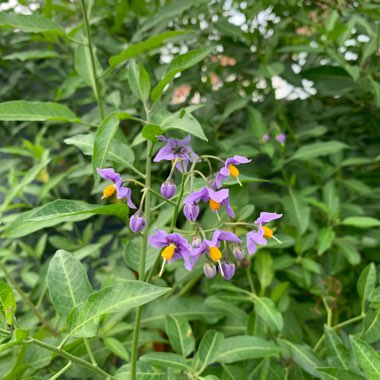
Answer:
[148, 228, 169, 248]
[96, 168, 121, 183]
[206, 188, 229, 203]
[246, 232, 257, 255]
[184, 187, 209, 205]
[225, 155, 251, 166]
[256, 212, 283, 225]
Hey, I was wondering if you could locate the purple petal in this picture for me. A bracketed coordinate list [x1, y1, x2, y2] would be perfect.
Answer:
[225, 156, 251, 166]
[183, 204, 200, 221]
[153, 143, 176, 162]
[96, 168, 121, 183]
[220, 262, 235, 280]
[206, 188, 229, 203]
[208, 230, 223, 247]
[256, 212, 283, 225]
[184, 187, 209, 205]
[116, 186, 136, 209]
[222, 197, 235, 218]
[246, 233, 257, 255]
[148, 228, 169, 248]
[248, 225, 267, 245]
[217, 230, 241, 243]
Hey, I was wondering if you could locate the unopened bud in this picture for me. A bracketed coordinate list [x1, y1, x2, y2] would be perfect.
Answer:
[232, 245, 245, 261]
[160, 178, 176, 199]
[129, 212, 146, 233]
[207, 175, 217, 190]
[192, 234, 202, 249]
[203, 262, 216, 278]
[219, 261, 235, 280]
[183, 204, 200, 221]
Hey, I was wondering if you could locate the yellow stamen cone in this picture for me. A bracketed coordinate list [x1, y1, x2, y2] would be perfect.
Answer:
[262, 226, 273, 238]
[228, 164, 239, 177]
[209, 246, 222, 262]
[209, 199, 221, 211]
[161, 244, 176, 261]
[101, 184, 116, 199]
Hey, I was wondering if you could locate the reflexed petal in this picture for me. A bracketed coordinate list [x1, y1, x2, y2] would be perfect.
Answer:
[148, 228, 169, 248]
[96, 168, 121, 183]
[184, 187, 209, 205]
[218, 230, 241, 243]
[222, 197, 235, 218]
[116, 186, 136, 208]
[206, 188, 229, 203]
[256, 212, 283, 224]
[225, 155, 251, 166]
[246, 233, 257, 255]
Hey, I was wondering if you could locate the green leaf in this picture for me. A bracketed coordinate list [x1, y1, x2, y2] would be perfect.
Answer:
[124, 239, 157, 274]
[0, 279, 16, 326]
[317, 367, 366, 380]
[335, 238, 361, 265]
[104, 337, 130, 361]
[160, 110, 207, 141]
[165, 316, 195, 357]
[350, 335, 380, 380]
[218, 336, 279, 363]
[341, 217, 380, 228]
[142, 125, 164, 142]
[151, 48, 213, 101]
[0, 155, 50, 211]
[0, 12, 65, 34]
[26, 200, 130, 222]
[289, 141, 349, 161]
[3, 50, 59, 61]
[317, 228, 335, 256]
[194, 330, 224, 371]
[64, 133, 135, 168]
[47, 250, 92, 318]
[109, 30, 191, 67]
[283, 189, 310, 235]
[324, 326, 351, 370]
[279, 339, 325, 378]
[357, 263, 377, 303]
[254, 296, 283, 332]
[92, 112, 125, 186]
[67, 281, 170, 337]
[127, 61, 151, 103]
[140, 352, 191, 370]
[0, 101, 78, 122]
[248, 107, 268, 138]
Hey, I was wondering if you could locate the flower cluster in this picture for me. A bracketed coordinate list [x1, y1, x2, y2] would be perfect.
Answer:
[97, 134, 283, 280]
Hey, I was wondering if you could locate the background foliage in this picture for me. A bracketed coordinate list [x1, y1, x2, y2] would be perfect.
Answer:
[0, 0, 380, 379]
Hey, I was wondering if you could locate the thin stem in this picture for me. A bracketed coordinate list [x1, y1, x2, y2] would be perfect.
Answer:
[83, 338, 98, 367]
[130, 139, 153, 380]
[245, 267, 256, 294]
[48, 360, 72, 380]
[178, 273, 203, 296]
[28, 337, 112, 379]
[200, 154, 225, 163]
[0, 260, 58, 337]
[322, 297, 333, 327]
[79, 0, 104, 119]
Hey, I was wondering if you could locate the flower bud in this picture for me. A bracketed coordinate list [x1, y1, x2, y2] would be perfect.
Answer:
[219, 261, 235, 280]
[183, 204, 200, 221]
[232, 245, 245, 261]
[203, 262, 216, 278]
[192, 234, 202, 249]
[207, 175, 217, 190]
[160, 178, 176, 199]
[129, 212, 146, 233]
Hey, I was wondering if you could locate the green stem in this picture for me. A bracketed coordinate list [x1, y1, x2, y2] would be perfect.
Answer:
[0, 260, 58, 337]
[130, 139, 153, 380]
[83, 338, 98, 367]
[48, 360, 72, 380]
[28, 337, 112, 378]
[79, 0, 105, 119]
[245, 267, 256, 294]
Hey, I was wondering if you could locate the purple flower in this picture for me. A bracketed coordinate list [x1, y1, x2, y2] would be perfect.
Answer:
[191, 229, 241, 266]
[276, 133, 286, 143]
[161, 178, 176, 199]
[129, 212, 146, 233]
[97, 168, 136, 209]
[246, 212, 282, 255]
[219, 261, 235, 280]
[215, 156, 251, 188]
[203, 262, 217, 278]
[183, 187, 234, 220]
[262, 133, 270, 142]
[153, 135, 199, 172]
[148, 228, 192, 275]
